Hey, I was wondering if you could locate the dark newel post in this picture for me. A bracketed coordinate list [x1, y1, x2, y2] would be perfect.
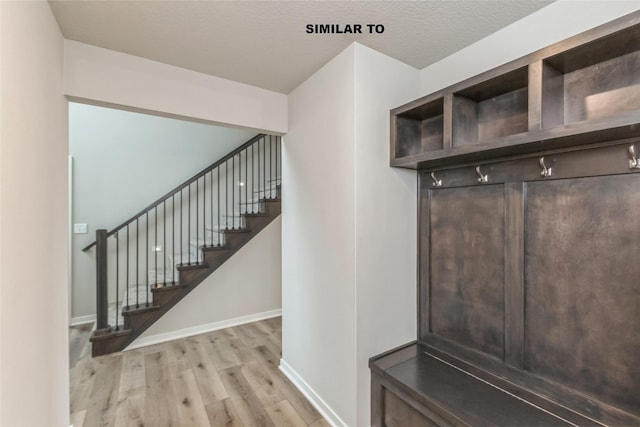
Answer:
[95, 229, 109, 331]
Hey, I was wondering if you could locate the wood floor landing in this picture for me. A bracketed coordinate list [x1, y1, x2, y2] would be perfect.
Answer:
[69, 317, 329, 427]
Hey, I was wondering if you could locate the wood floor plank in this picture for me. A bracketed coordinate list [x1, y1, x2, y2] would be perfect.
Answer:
[114, 386, 145, 427]
[70, 324, 93, 369]
[227, 337, 256, 365]
[251, 345, 322, 425]
[184, 336, 230, 404]
[200, 333, 243, 371]
[70, 317, 327, 427]
[205, 398, 245, 427]
[145, 350, 172, 385]
[262, 317, 281, 332]
[142, 380, 179, 427]
[234, 322, 281, 357]
[172, 368, 211, 427]
[83, 354, 123, 427]
[220, 366, 275, 427]
[119, 350, 146, 394]
[265, 400, 307, 427]
[233, 323, 266, 349]
[241, 360, 286, 406]
[70, 357, 98, 414]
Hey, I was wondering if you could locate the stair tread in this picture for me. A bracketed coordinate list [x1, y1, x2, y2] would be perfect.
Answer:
[223, 227, 251, 234]
[122, 304, 161, 315]
[177, 262, 209, 271]
[202, 244, 231, 252]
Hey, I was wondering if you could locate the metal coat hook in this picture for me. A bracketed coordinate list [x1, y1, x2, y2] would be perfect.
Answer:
[539, 157, 552, 177]
[430, 172, 443, 187]
[475, 166, 488, 183]
[629, 145, 640, 169]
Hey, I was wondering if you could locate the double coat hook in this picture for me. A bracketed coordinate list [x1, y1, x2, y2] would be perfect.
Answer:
[629, 145, 640, 169]
[539, 157, 552, 177]
[430, 172, 443, 187]
[475, 166, 488, 183]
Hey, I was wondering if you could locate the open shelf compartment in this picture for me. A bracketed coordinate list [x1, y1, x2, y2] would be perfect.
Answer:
[542, 22, 640, 128]
[394, 97, 444, 158]
[452, 66, 529, 147]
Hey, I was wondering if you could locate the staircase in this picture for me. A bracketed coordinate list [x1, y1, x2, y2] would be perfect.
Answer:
[85, 134, 281, 356]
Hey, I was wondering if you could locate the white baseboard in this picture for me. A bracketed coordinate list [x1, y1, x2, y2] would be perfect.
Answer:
[125, 308, 282, 350]
[279, 358, 347, 427]
[69, 314, 96, 327]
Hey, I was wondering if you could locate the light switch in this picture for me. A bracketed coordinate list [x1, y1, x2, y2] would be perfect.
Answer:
[74, 223, 88, 234]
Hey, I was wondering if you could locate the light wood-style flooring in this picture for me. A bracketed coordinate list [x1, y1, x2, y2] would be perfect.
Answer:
[70, 317, 329, 427]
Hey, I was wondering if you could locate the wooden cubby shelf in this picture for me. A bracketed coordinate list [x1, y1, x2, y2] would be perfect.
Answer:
[394, 97, 444, 158]
[391, 12, 640, 170]
[453, 66, 529, 147]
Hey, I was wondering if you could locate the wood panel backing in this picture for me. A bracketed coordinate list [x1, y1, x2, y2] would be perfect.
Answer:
[524, 174, 640, 414]
[429, 185, 505, 359]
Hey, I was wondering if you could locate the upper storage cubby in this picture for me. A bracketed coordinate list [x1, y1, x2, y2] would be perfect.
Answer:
[391, 12, 640, 170]
[393, 97, 444, 158]
[542, 23, 640, 128]
[453, 67, 528, 146]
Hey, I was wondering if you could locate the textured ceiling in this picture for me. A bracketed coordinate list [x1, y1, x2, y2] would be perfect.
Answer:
[49, 0, 553, 94]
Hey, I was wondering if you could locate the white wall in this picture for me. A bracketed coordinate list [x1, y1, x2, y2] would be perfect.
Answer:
[135, 216, 281, 346]
[419, 0, 640, 95]
[0, 1, 69, 426]
[353, 44, 419, 427]
[282, 43, 420, 426]
[69, 102, 256, 320]
[282, 45, 358, 426]
[64, 40, 288, 135]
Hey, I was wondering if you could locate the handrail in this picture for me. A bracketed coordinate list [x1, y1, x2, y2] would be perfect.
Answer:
[82, 133, 265, 251]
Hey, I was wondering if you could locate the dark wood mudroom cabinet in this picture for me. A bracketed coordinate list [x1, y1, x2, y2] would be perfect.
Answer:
[371, 11, 640, 427]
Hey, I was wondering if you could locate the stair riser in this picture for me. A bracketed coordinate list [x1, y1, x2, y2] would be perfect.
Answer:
[152, 285, 186, 307]
[91, 332, 131, 357]
[203, 249, 233, 266]
[223, 232, 253, 249]
[123, 308, 160, 331]
[244, 215, 275, 232]
[179, 267, 211, 286]
[262, 200, 281, 215]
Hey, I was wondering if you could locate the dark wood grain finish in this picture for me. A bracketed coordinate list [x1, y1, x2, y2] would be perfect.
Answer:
[541, 60, 564, 128]
[394, 98, 444, 158]
[418, 173, 431, 341]
[504, 182, 524, 368]
[528, 60, 543, 131]
[383, 350, 572, 427]
[429, 185, 505, 359]
[456, 66, 528, 101]
[525, 174, 640, 414]
[384, 389, 440, 427]
[395, 116, 422, 157]
[563, 50, 640, 124]
[443, 94, 453, 149]
[391, 12, 640, 169]
[392, 112, 640, 169]
[452, 95, 478, 146]
[545, 21, 640, 74]
[421, 115, 444, 152]
[477, 87, 528, 142]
